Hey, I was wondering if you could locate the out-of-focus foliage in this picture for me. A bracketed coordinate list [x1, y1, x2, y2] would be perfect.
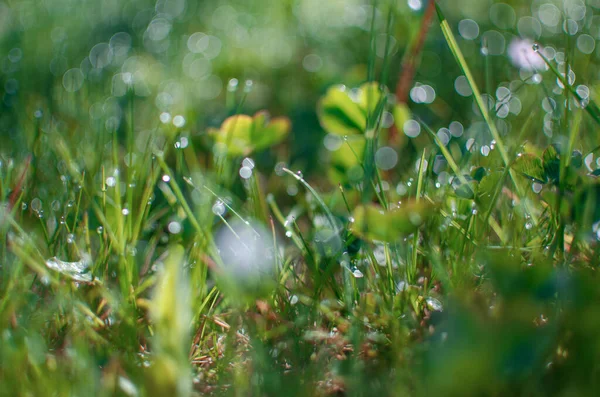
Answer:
[208, 111, 290, 156]
[3, 0, 600, 395]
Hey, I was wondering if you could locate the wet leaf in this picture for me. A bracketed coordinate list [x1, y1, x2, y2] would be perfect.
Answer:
[45, 256, 93, 283]
[512, 154, 546, 183]
[471, 167, 487, 182]
[451, 175, 476, 199]
[542, 145, 560, 182]
[350, 201, 433, 242]
[477, 171, 504, 209]
[426, 297, 443, 312]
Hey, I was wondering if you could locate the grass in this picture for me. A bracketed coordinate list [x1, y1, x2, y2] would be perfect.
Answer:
[2, 0, 600, 396]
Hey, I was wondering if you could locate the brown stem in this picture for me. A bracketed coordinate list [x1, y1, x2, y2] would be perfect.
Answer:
[390, 0, 437, 141]
[8, 154, 31, 211]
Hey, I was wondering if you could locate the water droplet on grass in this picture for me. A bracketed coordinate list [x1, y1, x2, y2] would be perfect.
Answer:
[173, 115, 186, 127]
[168, 221, 182, 234]
[45, 256, 93, 283]
[212, 201, 226, 216]
[426, 297, 443, 312]
[242, 157, 255, 169]
[159, 112, 171, 124]
[227, 78, 239, 92]
[532, 182, 543, 193]
[31, 198, 42, 212]
[239, 166, 252, 179]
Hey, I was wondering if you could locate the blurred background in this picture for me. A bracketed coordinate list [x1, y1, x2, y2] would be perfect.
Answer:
[3, 1, 600, 395]
[2, 0, 599, 178]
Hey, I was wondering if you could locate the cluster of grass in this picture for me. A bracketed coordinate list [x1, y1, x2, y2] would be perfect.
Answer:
[3, 0, 600, 395]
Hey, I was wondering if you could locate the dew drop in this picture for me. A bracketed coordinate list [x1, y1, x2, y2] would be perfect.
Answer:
[160, 112, 171, 124]
[212, 200, 226, 216]
[532, 182, 543, 194]
[242, 157, 255, 169]
[239, 166, 252, 179]
[227, 78, 239, 91]
[31, 198, 42, 212]
[173, 115, 186, 128]
[168, 221, 182, 234]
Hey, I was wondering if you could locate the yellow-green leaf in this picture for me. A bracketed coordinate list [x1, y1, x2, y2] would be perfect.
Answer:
[358, 81, 386, 116]
[254, 116, 291, 151]
[393, 103, 412, 135]
[317, 85, 367, 136]
[209, 111, 291, 156]
[350, 202, 433, 242]
[328, 135, 366, 183]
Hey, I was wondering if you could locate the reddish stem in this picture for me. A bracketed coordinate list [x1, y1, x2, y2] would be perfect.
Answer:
[8, 154, 32, 211]
[390, 0, 437, 141]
